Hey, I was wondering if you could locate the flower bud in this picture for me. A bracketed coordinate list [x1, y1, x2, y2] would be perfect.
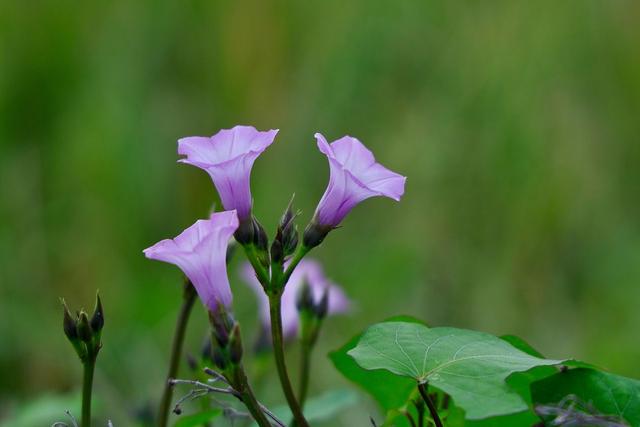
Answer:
[228, 323, 243, 365]
[90, 294, 104, 333]
[275, 196, 299, 257]
[77, 311, 93, 343]
[252, 217, 270, 268]
[270, 239, 284, 265]
[314, 288, 330, 319]
[296, 282, 314, 313]
[62, 300, 78, 342]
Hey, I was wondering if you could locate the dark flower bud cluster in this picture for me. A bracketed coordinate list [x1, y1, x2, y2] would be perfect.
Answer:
[296, 282, 330, 347]
[208, 305, 245, 373]
[62, 294, 104, 363]
[271, 196, 299, 265]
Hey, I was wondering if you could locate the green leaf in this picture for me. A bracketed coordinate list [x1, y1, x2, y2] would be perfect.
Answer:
[173, 409, 222, 427]
[330, 316, 425, 425]
[500, 335, 545, 358]
[348, 321, 563, 419]
[531, 367, 640, 425]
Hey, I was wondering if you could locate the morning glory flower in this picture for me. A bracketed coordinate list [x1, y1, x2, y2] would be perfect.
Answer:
[304, 133, 406, 247]
[178, 126, 278, 221]
[241, 259, 350, 339]
[143, 210, 239, 312]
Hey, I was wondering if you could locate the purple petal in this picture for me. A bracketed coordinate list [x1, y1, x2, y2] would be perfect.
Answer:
[177, 126, 278, 219]
[144, 210, 239, 311]
[312, 133, 406, 227]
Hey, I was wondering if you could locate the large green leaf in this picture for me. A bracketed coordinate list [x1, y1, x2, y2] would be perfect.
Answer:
[348, 321, 563, 419]
[329, 319, 418, 412]
[531, 367, 640, 426]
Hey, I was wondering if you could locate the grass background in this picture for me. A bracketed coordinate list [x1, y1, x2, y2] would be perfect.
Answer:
[1, 1, 639, 425]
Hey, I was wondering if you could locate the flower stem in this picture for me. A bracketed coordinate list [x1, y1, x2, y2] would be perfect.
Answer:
[269, 294, 310, 427]
[417, 382, 443, 427]
[81, 356, 96, 427]
[158, 282, 197, 427]
[230, 365, 272, 427]
[297, 341, 312, 408]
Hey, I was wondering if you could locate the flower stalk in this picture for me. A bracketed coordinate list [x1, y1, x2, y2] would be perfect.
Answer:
[157, 280, 197, 427]
[418, 382, 443, 427]
[268, 292, 310, 427]
[62, 295, 104, 427]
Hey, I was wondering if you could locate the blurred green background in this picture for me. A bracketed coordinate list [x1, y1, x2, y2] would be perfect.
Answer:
[1, 0, 639, 425]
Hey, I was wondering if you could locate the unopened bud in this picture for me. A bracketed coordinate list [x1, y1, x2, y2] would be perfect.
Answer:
[253, 218, 268, 251]
[62, 300, 78, 341]
[281, 221, 299, 257]
[270, 239, 284, 265]
[277, 196, 299, 257]
[90, 294, 104, 333]
[296, 282, 314, 313]
[229, 323, 243, 365]
[77, 311, 93, 343]
[314, 288, 330, 319]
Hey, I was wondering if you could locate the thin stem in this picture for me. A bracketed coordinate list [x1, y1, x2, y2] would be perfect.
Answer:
[231, 365, 273, 427]
[282, 245, 310, 284]
[81, 357, 96, 427]
[243, 244, 270, 286]
[414, 399, 425, 427]
[269, 294, 310, 427]
[417, 383, 443, 427]
[297, 341, 311, 408]
[158, 282, 197, 427]
[402, 411, 417, 427]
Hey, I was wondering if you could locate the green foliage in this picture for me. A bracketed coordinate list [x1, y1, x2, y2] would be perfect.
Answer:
[532, 368, 640, 426]
[348, 321, 563, 419]
[173, 409, 222, 427]
[0, 393, 81, 427]
[252, 389, 358, 426]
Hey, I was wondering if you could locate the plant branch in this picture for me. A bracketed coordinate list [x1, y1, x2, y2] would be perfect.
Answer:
[158, 282, 197, 427]
[81, 355, 96, 427]
[170, 378, 285, 427]
[269, 294, 310, 427]
[417, 382, 443, 427]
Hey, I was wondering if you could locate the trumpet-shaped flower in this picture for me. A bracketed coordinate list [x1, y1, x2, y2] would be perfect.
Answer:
[144, 210, 239, 312]
[178, 126, 278, 221]
[312, 133, 406, 228]
[241, 259, 350, 339]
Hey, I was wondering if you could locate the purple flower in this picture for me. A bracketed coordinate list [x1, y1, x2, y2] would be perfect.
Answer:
[311, 133, 406, 228]
[241, 259, 350, 339]
[178, 126, 278, 221]
[143, 210, 239, 312]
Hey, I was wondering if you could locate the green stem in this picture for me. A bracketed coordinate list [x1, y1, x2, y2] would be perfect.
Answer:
[230, 365, 272, 427]
[243, 244, 270, 286]
[298, 341, 312, 408]
[417, 383, 443, 427]
[282, 246, 310, 284]
[269, 294, 310, 427]
[158, 283, 197, 427]
[81, 356, 96, 427]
